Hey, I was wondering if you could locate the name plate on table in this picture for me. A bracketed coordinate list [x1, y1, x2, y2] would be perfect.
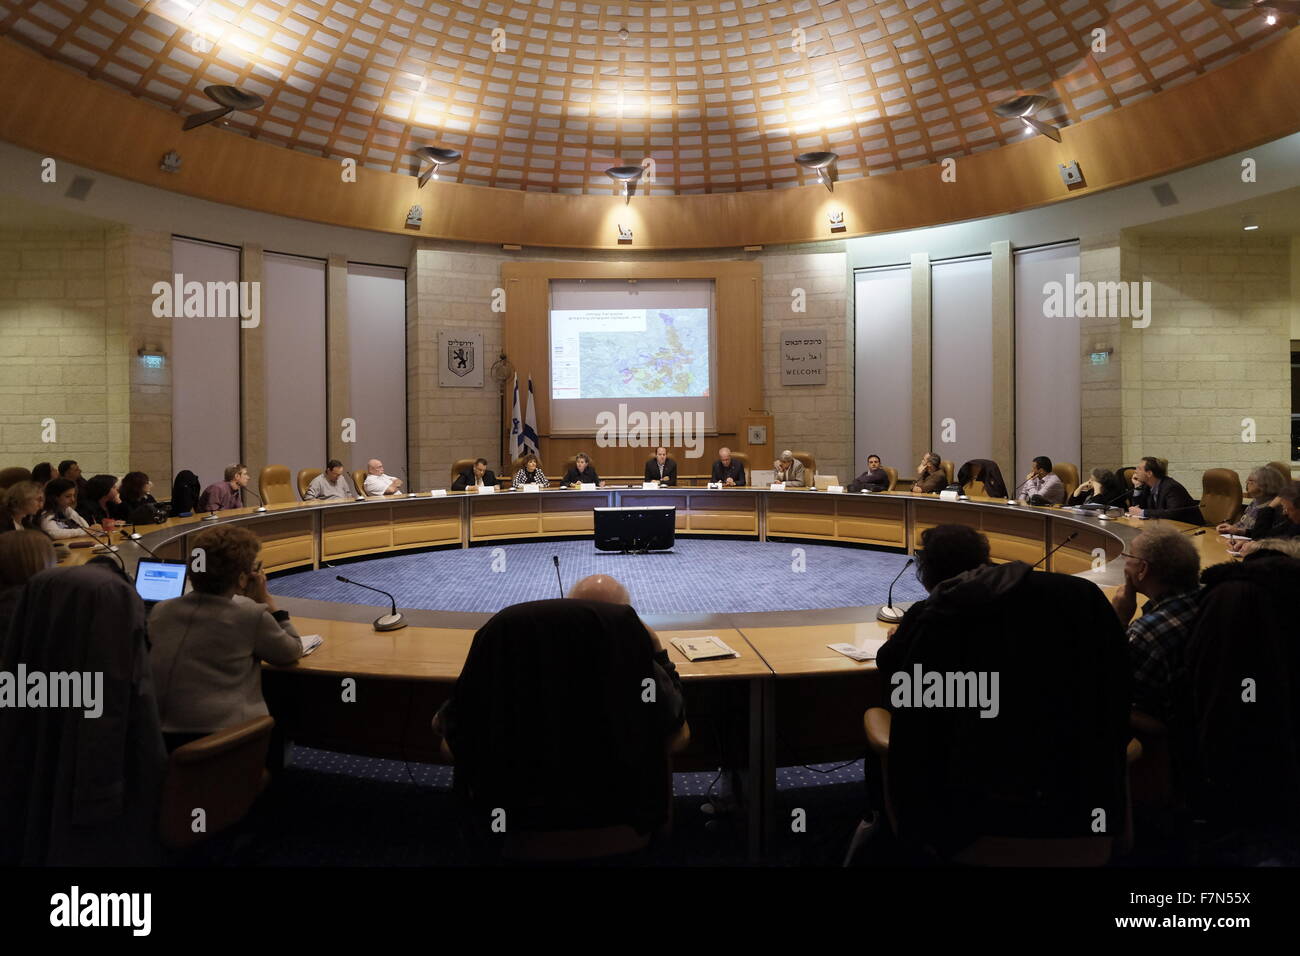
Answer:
[517, 485, 540, 493]
[827, 485, 845, 494]
[579, 482, 597, 491]
[939, 489, 961, 502]
[476, 485, 496, 494]
[642, 481, 659, 489]
[770, 482, 786, 491]
[429, 489, 447, 497]
[707, 482, 723, 489]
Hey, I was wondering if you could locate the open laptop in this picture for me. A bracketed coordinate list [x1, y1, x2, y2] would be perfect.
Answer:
[134, 559, 188, 609]
[814, 473, 841, 491]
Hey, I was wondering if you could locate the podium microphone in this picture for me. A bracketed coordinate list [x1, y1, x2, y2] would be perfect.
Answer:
[336, 575, 407, 631]
[877, 558, 915, 624]
[1033, 531, 1079, 569]
[552, 555, 564, 597]
[244, 486, 268, 513]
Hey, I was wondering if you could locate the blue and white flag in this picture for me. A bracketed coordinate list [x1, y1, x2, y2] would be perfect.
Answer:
[510, 373, 523, 458]
[521, 375, 540, 458]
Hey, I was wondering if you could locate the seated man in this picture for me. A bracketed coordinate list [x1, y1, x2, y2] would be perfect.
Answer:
[772, 450, 806, 487]
[452, 457, 497, 492]
[1110, 528, 1201, 733]
[848, 454, 890, 493]
[910, 452, 947, 494]
[561, 453, 602, 487]
[875, 526, 1129, 862]
[198, 463, 250, 512]
[1020, 456, 1064, 505]
[363, 458, 403, 496]
[644, 447, 677, 486]
[711, 447, 745, 486]
[1127, 456, 1202, 524]
[305, 459, 358, 499]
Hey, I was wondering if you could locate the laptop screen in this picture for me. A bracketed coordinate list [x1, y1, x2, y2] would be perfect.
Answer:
[135, 560, 187, 603]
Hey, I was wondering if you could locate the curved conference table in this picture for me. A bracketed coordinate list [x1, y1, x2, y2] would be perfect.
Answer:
[79, 486, 1233, 859]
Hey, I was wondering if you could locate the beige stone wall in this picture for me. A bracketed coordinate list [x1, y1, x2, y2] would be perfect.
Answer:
[406, 243, 508, 490]
[760, 248, 853, 480]
[1122, 234, 1292, 497]
[0, 225, 170, 480]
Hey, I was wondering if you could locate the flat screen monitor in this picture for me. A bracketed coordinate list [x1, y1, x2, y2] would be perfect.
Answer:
[134, 559, 188, 604]
[594, 506, 676, 553]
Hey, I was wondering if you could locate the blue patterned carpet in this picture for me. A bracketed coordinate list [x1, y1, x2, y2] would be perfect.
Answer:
[269, 539, 928, 614]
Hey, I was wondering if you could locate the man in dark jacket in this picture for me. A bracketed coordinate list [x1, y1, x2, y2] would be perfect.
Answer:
[451, 458, 497, 491]
[1127, 456, 1203, 524]
[644, 447, 678, 486]
[876, 536, 1131, 861]
[848, 454, 890, 493]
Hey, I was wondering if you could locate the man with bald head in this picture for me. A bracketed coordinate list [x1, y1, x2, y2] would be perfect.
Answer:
[565, 573, 685, 729]
[363, 458, 403, 497]
[711, 447, 745, 487]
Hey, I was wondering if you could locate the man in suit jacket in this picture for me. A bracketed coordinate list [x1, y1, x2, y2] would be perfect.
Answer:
[773, 450, 806, 487]
[452, 457, 498, 491]
[644, 447, 678, 486]
[1127, 456, 1203, 524]
[711, 447, 745, 486]
[147, 525, 303, 752]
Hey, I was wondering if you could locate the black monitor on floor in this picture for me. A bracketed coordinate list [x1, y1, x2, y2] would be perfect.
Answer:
[594, 506, 676, 553]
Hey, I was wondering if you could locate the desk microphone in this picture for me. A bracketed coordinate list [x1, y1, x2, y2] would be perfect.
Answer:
[202, 510, 220, 521]
[1182, 528, 1206, 537]
[244, 486, 268, 513]
[552, 555, 564, 597]
[80, 524, 127, 573]
[1033, 531, 1079, 569]
[877, 558, 915, 624]
[336, 575, 407, 631]
[1006, 476, 1032, 504]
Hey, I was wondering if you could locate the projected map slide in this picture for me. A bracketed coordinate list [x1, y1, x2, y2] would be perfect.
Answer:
[551, 308, 709, 399]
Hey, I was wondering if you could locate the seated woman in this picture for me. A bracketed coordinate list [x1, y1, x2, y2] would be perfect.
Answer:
[1, 481, 44, 534]
[956, 459, 1008, 499]
[1067, 467, 1128, 509]
[147, 524, 304, 752]
[1217, 465, 1288, 536]
[38, 478, 95, 539]
[561, 453, 602, 487]
[76, 474, 121, 528]
[513, 454, 549, 489]
[115, 471, 158, 522]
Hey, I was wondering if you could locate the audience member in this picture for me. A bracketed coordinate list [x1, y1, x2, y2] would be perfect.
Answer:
[848, 454, 891, 493]
[562, 452, 602, 487]
[711, 447, 745, 486]
[644, 447, 677, 486]
[0, 530, 56, 651]
[1068, 467, 1128, 508]
[38, 478, 94, 539]
[305, 459, 358, 499]
[1020, 456, 1064, 505]
[75, 474, 121, 528]
[0, 561, 166, 864]
[1, 481, 44, 534]
[773, 450, 806, 487]
[148, 525, 303, 752]
[30, 462, 53, 485]
[1232, 482, 1300, 554]
[910, 452, 946, 494]
[452, 458, 497, 492]
[363, 458, 403, 496]
[56, 460, 88, 497]
[1127, 456, 1202, 524]
[198, 464, 250, 512]
[117, 471, 158, 521]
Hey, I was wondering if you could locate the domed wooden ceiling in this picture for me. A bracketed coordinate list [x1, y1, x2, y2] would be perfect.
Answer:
[0, 0, 1289, 195]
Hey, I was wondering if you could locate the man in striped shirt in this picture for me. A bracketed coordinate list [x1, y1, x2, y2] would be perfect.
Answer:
[1110, 527, 1201, 727]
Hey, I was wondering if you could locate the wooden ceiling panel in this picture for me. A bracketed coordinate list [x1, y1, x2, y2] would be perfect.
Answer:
[0, 0, 1290, 194]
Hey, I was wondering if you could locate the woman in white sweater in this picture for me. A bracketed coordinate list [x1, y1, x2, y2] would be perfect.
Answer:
[38, 478, 96, 539]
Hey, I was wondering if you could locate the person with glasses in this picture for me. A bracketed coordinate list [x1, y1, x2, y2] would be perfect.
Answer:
[147, 524, 303, 752]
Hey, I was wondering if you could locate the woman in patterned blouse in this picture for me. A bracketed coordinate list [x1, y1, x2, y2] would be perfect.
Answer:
[513, 454, 549, 489]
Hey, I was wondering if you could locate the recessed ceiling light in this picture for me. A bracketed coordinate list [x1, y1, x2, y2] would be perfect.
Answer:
[1242, 214, 1259, 231]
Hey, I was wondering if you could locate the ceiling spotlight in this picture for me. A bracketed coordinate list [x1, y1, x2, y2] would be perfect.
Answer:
[1242, 214, 1260, 231]
[416, 146, 462, 187]
[182, 85, 266, 131]
[993, 94, 1062, 142]
[795, 151, 838, 191]
[605, 165, 644, 203]
[1210, 0, 1299, 19]
[617, 25, 629, 40]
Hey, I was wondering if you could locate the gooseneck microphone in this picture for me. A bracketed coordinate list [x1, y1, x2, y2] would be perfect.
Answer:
[80, 523, 127, 573]
[1033, 531, 1079, 569]
[336, 575, 407, 631]
[1006, 476, 1032, 504]
[244, 486, 268, 513]
[552, 555, 564, 597]
[877, 557, 916, 624]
